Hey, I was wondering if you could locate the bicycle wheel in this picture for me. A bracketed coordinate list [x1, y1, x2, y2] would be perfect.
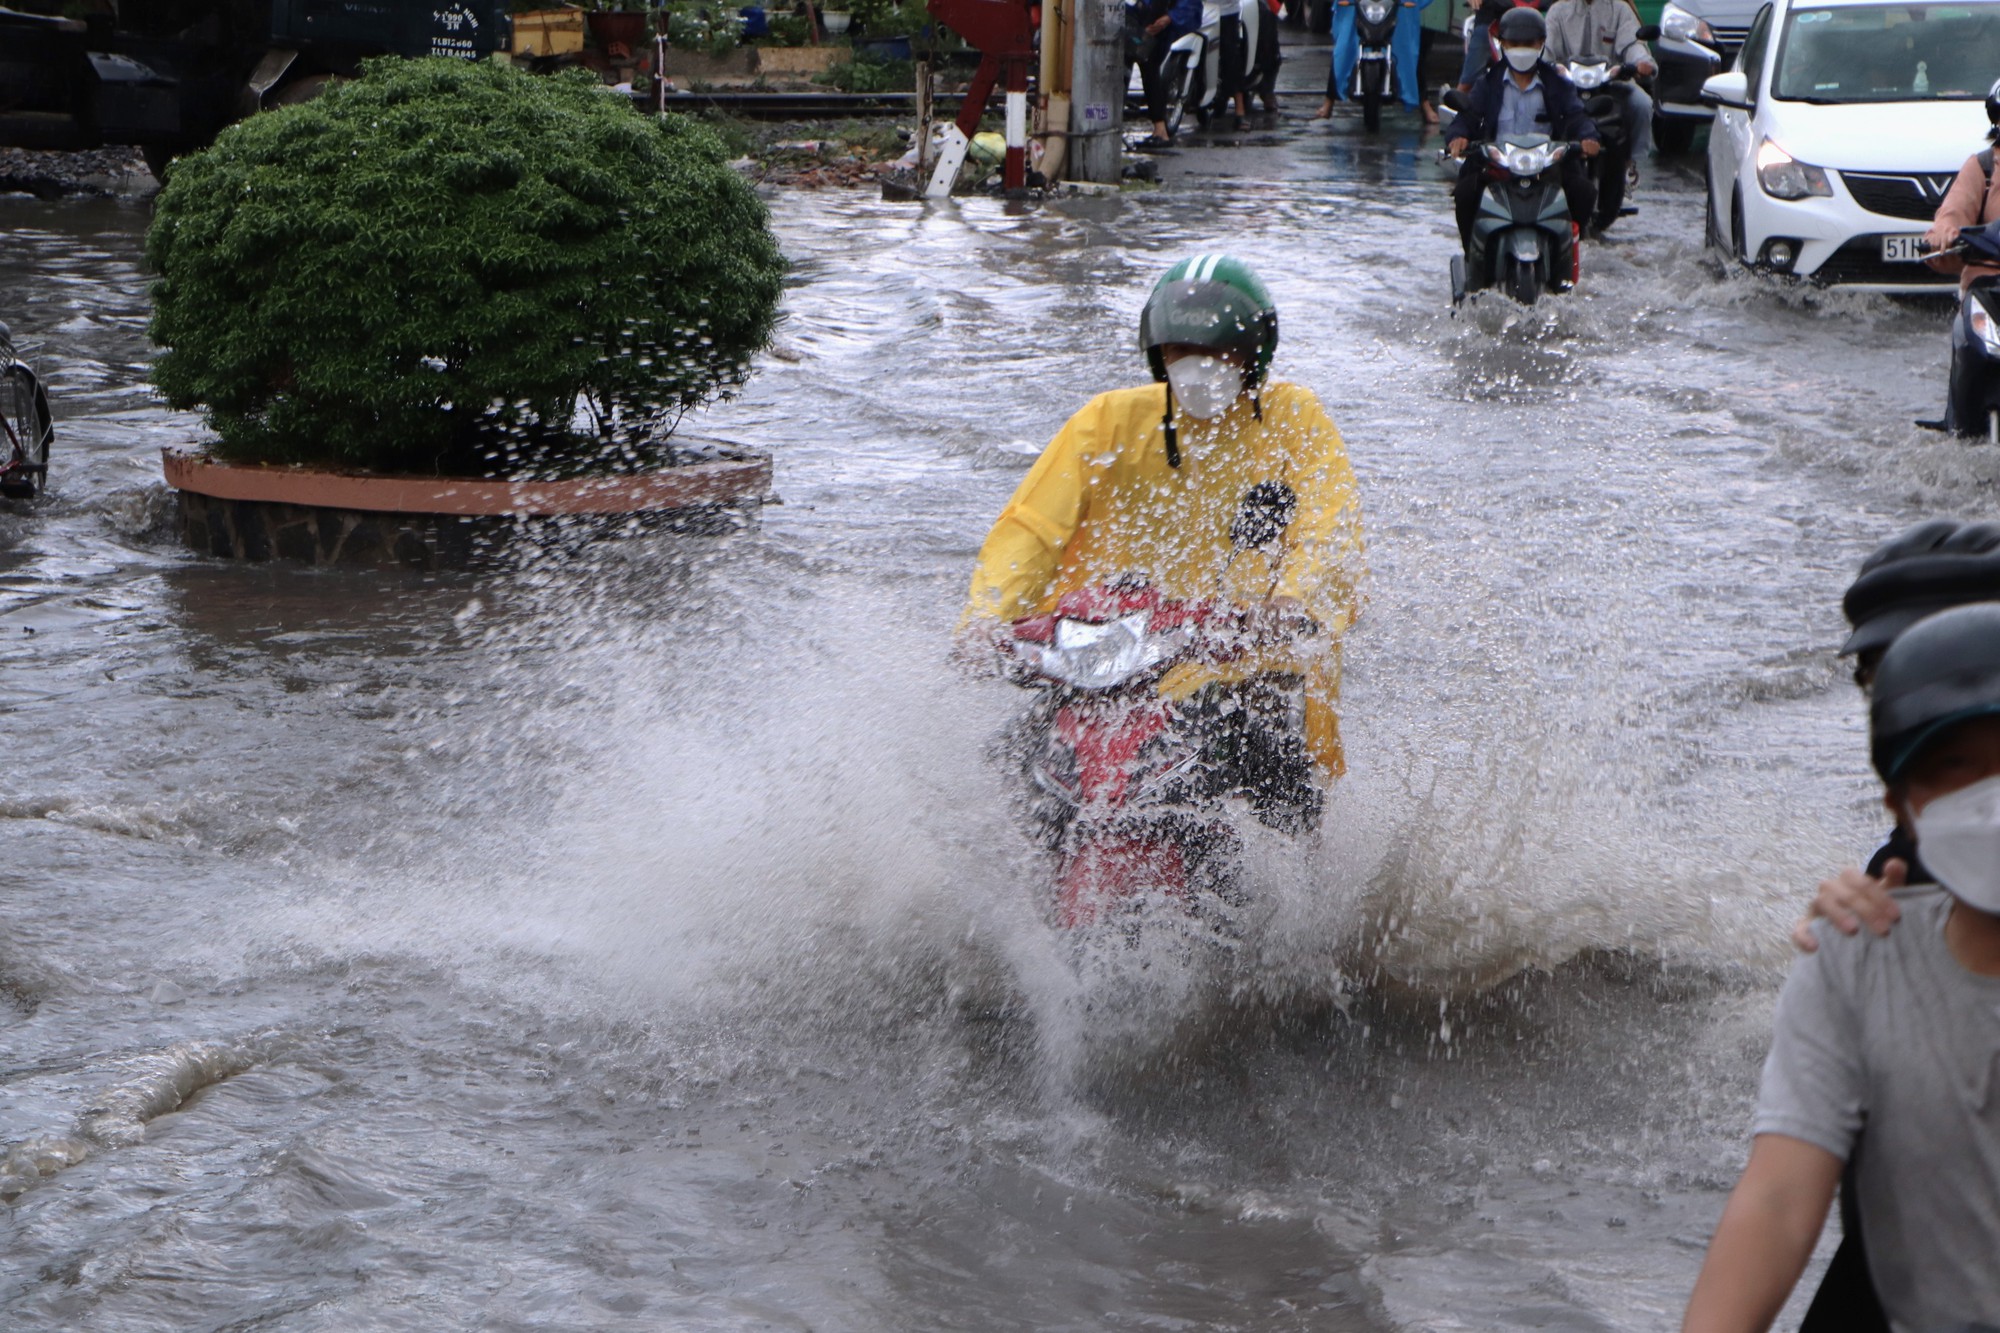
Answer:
[0, 364, 53, 499]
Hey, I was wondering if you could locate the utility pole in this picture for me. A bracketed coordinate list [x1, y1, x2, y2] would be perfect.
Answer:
[1066, 0, 1122, 183]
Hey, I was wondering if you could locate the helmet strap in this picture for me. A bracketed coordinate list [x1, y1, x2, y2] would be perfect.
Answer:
[1162, 382, 1182, 468]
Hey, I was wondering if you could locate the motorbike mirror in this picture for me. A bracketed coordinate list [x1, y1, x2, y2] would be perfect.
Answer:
[1635, 22, 1659, 38]
[1440, 86, 1466, 112]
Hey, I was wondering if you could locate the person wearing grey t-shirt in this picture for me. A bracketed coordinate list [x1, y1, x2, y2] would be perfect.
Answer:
[1684, 602, 2000, 1332]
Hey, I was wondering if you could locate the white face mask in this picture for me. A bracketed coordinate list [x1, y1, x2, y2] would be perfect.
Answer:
[1503, 44, 1543, 72]
[1914, 774, 2000, 914]
[1166, 355, 1244, 421]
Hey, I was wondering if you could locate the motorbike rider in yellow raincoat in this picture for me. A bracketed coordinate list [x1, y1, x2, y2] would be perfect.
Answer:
[963, 255, 1364, 831]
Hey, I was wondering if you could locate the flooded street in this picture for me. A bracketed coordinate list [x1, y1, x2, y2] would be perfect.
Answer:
[4, 82, 1997, 1328]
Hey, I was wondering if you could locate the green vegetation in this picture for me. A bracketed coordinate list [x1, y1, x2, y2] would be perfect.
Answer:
[817, 53, 914, 92]
[146, 58, 786, 478]
[665, 2, 743, 57]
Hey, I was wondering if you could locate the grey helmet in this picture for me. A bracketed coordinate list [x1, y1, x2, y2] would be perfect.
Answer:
[1496, 7, 1547, 44]
[1870, 602, 2000, 780]
[1841, 519, 2000, 658]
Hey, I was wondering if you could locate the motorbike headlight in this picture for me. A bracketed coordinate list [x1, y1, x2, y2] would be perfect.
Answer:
[1754, 138, 1832, 201]
[1361, 2, 1389, 19]
[1566, 62, 1607, 88]
[1972, 300, 2000, 357]
[1497, 143, 1557, 174]
[1659, 1, 1715, 44]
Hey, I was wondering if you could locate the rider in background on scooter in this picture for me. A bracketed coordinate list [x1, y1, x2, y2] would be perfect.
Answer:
[1923, 78, 2000, 291]
[1445, 7, 1600, 250]
[1316, 0, 1432, 118]
[1541, 0, 1654, 189]
[962, 256, 1365, 827]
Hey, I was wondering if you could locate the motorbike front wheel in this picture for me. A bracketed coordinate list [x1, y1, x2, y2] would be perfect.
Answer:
[1161, 50, 1194, 137]
[1508, 254, 1542, 306]
[1358, 60, 1384, 131]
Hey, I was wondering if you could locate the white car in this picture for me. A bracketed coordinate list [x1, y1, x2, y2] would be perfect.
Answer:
[1703, 0, 2000, 291]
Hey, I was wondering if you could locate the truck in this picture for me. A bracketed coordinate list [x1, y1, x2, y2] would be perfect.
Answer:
[0, 0, 513, 176]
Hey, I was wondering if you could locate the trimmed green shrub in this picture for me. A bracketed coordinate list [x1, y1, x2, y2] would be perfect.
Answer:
[147, 57, 787, 477]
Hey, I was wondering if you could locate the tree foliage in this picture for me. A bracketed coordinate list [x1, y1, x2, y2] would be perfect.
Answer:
[147, 58, 787, 476]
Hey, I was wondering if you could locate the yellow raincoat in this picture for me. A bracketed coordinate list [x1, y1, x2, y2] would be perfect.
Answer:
[965, 380, 1364, 776]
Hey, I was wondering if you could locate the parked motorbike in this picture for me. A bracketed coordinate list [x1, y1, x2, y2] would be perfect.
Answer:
[1926, 221, 2000, 442]
[1348, 0, 1399, 132]
[1450, 135, 1583, 307]
[0, 321, 52, 500]
[1562, 56, 1638, 234]
[999, 580, 1315, 933]
[1161, 0, 1275, 134]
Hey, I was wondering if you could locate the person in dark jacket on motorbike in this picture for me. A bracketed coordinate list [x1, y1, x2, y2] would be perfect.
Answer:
[1444, 7, 1600, 250]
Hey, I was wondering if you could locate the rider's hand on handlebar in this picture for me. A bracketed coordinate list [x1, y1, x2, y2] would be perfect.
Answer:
[949, 619, 1009, 676]
[1447, 137, 1469, 158]
[1581, 138, 1602, 158]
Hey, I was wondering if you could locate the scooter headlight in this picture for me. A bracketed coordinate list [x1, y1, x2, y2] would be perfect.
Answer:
[1566, 62, 1608, 89]
[1659, 1, 1715, 44]
[1971, 299, 2000, 357]
[1489, 141, 1558, 175]
[1754, 138, 1832, 201]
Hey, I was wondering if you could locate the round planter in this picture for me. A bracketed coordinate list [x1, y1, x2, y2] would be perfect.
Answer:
[163, 446, 773, 569]
[821, 10, 852, 33]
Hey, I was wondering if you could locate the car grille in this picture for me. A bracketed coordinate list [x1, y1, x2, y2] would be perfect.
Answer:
[1707, 23, 1749, 52]
[1809, 236, 1957, 286]
[1841, 170, 1961, 221]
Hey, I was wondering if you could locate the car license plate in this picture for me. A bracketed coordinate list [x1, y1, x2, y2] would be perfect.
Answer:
[1882, 234, 1927, 262]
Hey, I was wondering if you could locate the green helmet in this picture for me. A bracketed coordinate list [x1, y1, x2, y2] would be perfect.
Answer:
[1139, 255, 1280, 389]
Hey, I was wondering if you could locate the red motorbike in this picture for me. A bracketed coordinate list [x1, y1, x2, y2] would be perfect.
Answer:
[1000, 580, 1314, 933]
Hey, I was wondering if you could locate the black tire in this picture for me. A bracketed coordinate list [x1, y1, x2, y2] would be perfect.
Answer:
[1359, 62, 1384, 130]
[1948, 347, 1986, 438]
[1161, 50, 1193, 137]
[1593, 147, 1628, 230]
[1704, 159, 1725, 251]
[1653, 118, 1698, 155]
[0, 365, 52, 500]
[1731, 191, 1749, 266]
[1509, 255, 1541, 305]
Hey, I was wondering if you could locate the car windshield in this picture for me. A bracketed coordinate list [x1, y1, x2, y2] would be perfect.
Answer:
[1773, 3, 2000, 102]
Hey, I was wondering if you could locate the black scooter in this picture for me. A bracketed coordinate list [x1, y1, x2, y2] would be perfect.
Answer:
[1562, 56, 1639, 234]
[1351, 0, 1398, 132]
[1929, 221, 2000, 442]
[1448, 134, 1583, 307]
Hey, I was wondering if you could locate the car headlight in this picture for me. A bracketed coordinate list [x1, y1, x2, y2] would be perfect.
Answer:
[1659, 1, 1715, 44]
[1755, 138, 1832, 201]
[1972, 301, 2000, 357]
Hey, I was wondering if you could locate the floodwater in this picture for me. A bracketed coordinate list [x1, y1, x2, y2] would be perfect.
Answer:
[2, 59, 1994, 1331]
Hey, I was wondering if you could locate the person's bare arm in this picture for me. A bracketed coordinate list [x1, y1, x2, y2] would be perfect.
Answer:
[1792, 858, 1905, 953]
[1682, 1135, 1843, 1333]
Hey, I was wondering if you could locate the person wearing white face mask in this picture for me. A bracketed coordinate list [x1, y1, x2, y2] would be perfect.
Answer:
[1443, 6, 1601, 253]
[961, 255, 1365, 827]
[1683, 600, 2000, 1332]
